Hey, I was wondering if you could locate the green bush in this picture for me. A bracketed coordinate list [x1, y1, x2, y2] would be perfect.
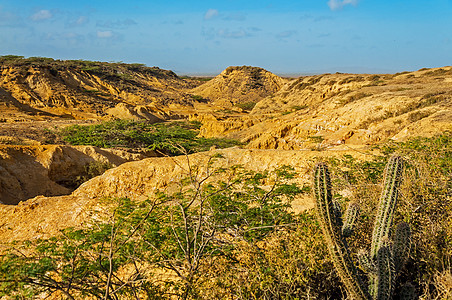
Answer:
[60, 120, 242, 155]
[0, 164, 327, 299]
[235, 101, 257, 111]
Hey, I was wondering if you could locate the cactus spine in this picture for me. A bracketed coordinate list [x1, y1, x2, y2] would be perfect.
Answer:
[313, 155, 413, 300]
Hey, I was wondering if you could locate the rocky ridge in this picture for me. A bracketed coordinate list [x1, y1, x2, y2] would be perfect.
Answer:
[0, 145, 157, 205]
[0, 57, 202, 122]
[195, 67, 452, 149]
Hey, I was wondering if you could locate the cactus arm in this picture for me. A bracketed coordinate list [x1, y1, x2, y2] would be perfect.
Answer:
[342, 202, 360, 238]
[314, 163, 370, 300]
[374, 240, 395, 300]
[393, 222, 411, 273]
[371, 155, 404, 261]
[357, 249, 376, 275]
[333, 200, 344, 228]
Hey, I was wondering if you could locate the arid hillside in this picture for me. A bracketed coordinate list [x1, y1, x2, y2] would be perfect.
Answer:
[1, 60, 451, 205]
[0, 56, 203, 122]
[195, 67, 452, 149]
[190, 65, 287, 109]
[0, 58, 451, 299]
[0, 147, 370, 242]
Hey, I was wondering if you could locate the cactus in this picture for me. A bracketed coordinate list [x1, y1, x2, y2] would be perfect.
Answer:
[393, 222, 411, 273]
[313, 155, 414, 300]
[314, 163, 369, 300]
[371, 155, 404, 262]
[342, 202, 360, 238]
[374, 238, 395, 300]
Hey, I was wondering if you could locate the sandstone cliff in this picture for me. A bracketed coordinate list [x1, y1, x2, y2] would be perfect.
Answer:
[0, 145, 157, 205]
[0, 57, 202, 122]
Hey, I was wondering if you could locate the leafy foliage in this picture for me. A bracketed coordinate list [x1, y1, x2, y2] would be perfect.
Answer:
[1, 134, 450, 299]
[0, 164, 320, 299]
[235, 101, 257, 111]
[60, 119, 242, 155]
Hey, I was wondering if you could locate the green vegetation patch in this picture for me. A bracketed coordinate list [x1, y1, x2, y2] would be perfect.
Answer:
[60, 119, 242, 155]
[0, 165, 338, 299]
[0, 134, 451, 298]
[234, 101, 257, 111]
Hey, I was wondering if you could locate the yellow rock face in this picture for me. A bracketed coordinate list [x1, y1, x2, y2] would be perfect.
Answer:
[0, 147, 371, 242]
[0, 63, 201, 122]
[190, 66, 287, 106]
[0, 145, 157, 205]
[197, 67, 452, 149]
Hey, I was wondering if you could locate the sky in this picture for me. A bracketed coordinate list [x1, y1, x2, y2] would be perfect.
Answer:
[0, 0, 451, 75]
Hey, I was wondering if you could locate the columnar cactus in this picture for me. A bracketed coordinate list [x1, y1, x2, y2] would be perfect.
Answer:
[371, 155, 404, 262]
[314, 163, 369, 299]
[313, 155, 414, 300]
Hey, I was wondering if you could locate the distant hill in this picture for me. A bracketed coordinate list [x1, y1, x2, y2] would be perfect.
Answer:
[190, 66, 286, 109]
[0, 56, 203, 121]
[196, 67, 452, 148]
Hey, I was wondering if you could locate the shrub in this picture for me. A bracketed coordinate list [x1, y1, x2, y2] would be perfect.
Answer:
[235, 101, 257, 111]
[0, 164, 319, 299]
[189, 94, 208, 103]
[60, 120, 242, 155]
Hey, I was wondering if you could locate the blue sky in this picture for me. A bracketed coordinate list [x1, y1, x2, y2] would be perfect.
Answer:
[0, 0, 451, 75]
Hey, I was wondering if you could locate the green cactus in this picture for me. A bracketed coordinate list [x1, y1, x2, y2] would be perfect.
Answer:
[342, 202, 360, 238]
[314, 163, 369, 300]
[371, 155, 404, 262]
[393, 222, 411, 273]
[374, 239, 395, 300]
[313, 155, 414, 300]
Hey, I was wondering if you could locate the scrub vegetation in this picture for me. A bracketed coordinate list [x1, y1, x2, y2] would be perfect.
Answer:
[0, 134, 451, 299]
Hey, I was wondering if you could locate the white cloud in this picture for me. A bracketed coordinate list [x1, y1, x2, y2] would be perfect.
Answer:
[276, 30, 297, 39]
[217, 29, 249, 39]
[328, 0, 359, 11]
[96, 19, 137, 29]
[97, 30, 113, 38]
[204, 9, 219, 20]
[76, 16, 88, 25]
[31, 9, 52, 21]
[66, 15, 89, 28]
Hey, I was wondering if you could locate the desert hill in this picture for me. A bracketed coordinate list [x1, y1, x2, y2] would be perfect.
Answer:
[1, 60, 451, 205]
[195, 67, 452, 149]
[0, 56, 203, 122]
[190, 66, 286, 108]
